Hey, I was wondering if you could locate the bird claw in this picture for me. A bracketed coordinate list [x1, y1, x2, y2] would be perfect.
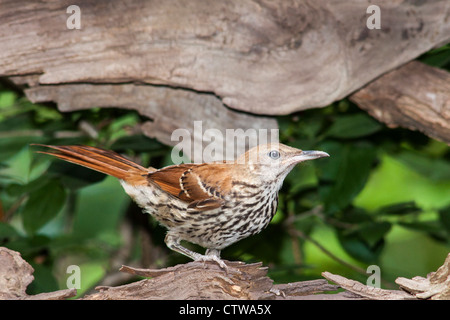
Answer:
[195, 254, 228, 271]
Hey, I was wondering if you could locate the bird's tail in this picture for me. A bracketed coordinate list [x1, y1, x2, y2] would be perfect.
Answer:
[33, 144, 153, 185]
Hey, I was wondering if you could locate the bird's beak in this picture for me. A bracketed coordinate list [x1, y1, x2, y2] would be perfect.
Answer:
[294, 150, 330, 162]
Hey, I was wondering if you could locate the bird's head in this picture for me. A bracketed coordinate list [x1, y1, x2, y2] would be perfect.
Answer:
[237, 143, 329, 182]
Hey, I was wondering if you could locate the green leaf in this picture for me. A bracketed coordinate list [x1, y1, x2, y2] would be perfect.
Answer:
[325, 113, 382, 139]
[338, 222, 391, 263]
[0, 113, 33, 131]
[0, 222, 21, 240]
[419, 45, 450, 68]
[110, 135, 164, 152]
[6, 175, 50, 197]
[338, 233, 383, 264]
[27, 263, 59, 295]
[439, 206, 450, 233]
[394, 150, 450, 182]
[22, 178, 67, 235]
[377, 201, 422, 216]
[340, 206, 373, 224]
[396, 220, 448, 242]
[47, 161, 106, 190]
[72, 176, 128, 238]
[397, 221, 442, 233]
[357, 222, 392, 247]
[398, 220, 447, 242]
[0, 91, 17, 109]
[318, 141, 378, 213]
[284, 164, 318, 195]
[0, 136, 44, 163]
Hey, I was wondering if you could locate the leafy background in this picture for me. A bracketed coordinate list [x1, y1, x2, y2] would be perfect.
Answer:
[1, 45, 449, 297]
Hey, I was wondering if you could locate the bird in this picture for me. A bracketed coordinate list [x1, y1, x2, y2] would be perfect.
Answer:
[34, 143, 329, 268]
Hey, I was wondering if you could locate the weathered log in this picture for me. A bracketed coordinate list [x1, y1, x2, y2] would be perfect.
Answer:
[2, 247, 449, 300]
[1, 0, 448, 115]
[0, 247, 76, 300]
[322, 253, 450, 300]
[350, 61, 450, 145]
[1, 0, 449, 147]
[22, 82, 278, 161]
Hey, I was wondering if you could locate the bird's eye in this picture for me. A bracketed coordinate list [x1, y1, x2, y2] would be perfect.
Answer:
[268, 150, 280, 159]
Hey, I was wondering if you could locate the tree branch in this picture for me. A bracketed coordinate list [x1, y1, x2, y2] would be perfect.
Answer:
[2, 1, 449, 112]
[350, 61, 450, 145]
[2, 247, 449, 300]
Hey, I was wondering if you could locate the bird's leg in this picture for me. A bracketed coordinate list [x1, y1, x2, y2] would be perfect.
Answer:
[203, 248, 228, 269]
[205, 248, 221, 257]
[164, 233, 227, 269]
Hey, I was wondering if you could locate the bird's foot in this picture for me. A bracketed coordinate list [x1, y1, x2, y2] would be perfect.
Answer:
[195, 253, 228, 270]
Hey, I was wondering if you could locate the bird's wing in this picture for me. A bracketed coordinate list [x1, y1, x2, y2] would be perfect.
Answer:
[148, 163, 231, 212]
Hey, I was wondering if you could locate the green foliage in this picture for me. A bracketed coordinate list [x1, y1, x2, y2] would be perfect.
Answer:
[318, 140, 377, 213]
[419, 44, 450, 68]
[21, 178, 67, 235]
[0, 45, 449, 294]
[272, 99, 450, 282]
[0, 88, 171, 295]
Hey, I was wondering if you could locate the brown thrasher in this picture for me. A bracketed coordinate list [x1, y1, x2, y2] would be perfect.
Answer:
[35, 143, 329, 267]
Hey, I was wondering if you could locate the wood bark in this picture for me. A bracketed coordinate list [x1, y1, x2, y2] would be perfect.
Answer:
[350, 61, 450, 144]
[0, 247, 76, 300]
[21, 81, 278, 160]
[2, 0, 448, 114]
[1, 0, 450, 148]
[87, 262, 344, 300]
[323, 253, 450, 300]
[1, 247, 449, 300]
